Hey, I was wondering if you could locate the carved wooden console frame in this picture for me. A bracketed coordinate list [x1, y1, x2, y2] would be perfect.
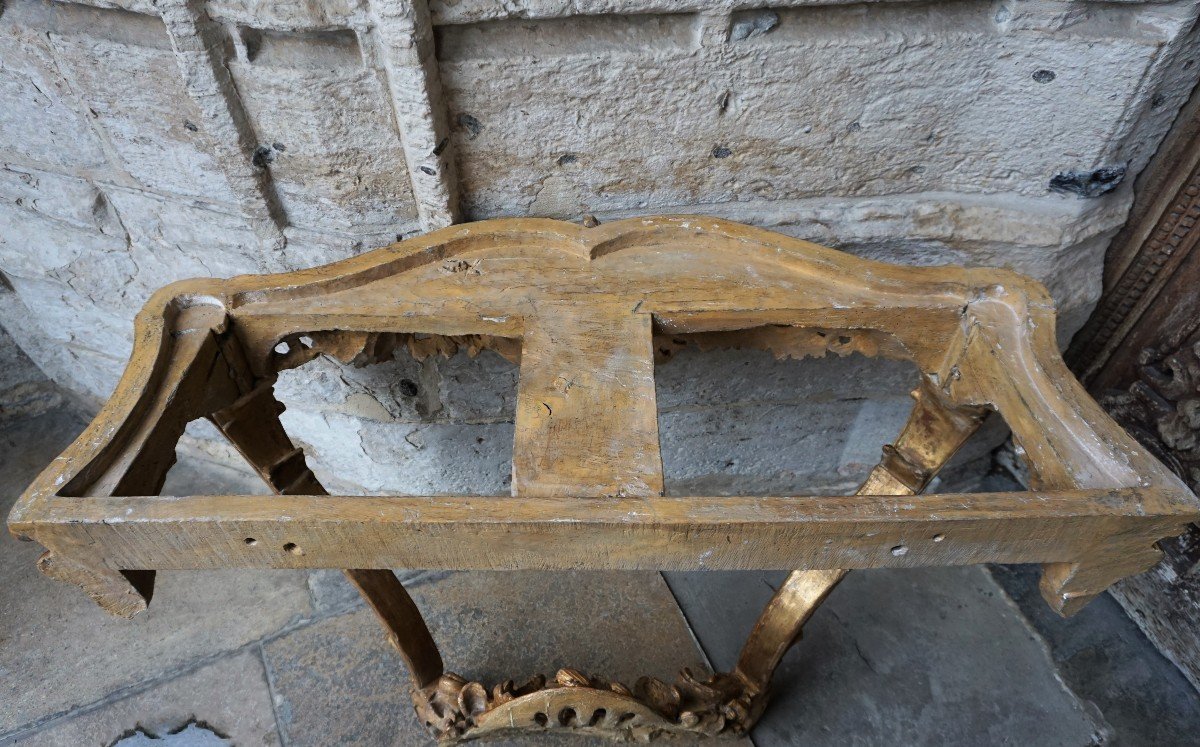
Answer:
[9, 217, 1198, 742]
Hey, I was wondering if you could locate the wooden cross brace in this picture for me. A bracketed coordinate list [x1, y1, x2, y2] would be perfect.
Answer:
[8, 217, 1198, 742]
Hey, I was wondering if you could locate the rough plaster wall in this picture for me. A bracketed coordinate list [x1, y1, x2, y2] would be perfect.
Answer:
[1, 0, 1198, 494]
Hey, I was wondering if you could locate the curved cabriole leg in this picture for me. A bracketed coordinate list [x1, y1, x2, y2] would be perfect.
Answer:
[733, 568, 848, 724]
[209, 382, 444, 687]
[732, 378, 988, 729]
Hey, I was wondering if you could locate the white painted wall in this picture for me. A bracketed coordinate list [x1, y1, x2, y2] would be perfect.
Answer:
[2, 0, 1198, 493]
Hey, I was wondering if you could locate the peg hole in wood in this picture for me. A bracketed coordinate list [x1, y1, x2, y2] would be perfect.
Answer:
[589, 708, 606, 726]
[558, 707, 577, 726]
[283, 542, 303, 555]
[932, 533, 945, 542]
[891, 544, 908, 556]
[244, 537, 257, 545]
[533, 712, 548, 726]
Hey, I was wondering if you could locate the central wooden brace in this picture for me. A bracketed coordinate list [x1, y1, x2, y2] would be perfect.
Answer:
[8, 217, 1198, 742]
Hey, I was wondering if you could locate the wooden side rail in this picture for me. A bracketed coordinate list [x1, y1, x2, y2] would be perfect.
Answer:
[14, 489, 1189, 573]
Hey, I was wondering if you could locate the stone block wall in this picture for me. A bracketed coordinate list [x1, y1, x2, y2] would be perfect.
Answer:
[1, 0, 1198, 494]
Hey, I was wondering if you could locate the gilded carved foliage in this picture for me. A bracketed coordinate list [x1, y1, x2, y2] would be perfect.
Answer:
[412, 667, 758, 742]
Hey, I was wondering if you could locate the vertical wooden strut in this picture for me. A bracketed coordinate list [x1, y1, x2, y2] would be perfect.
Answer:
[210, 382, 443, 687]
[733, 378, 987, 722]
[512, 303, 663, 498]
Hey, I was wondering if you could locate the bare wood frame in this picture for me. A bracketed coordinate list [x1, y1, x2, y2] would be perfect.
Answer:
[8, 216, 1198, 742]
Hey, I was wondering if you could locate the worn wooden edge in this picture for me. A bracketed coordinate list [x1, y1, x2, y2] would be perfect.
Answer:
[6, 286, 228, 529]
[6, 218, 969, 520]
[955, 284, 1195, 499]
[8, 215, 1200, 627]
[13, 489, 1192, 572]
[215, 216, 985, 308]
[10, 217, 1193, 519]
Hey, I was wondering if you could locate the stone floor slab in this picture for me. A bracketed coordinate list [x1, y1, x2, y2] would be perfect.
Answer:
[306, 569, 453, 615]
[665, 566, 1104, 745]
[263, 571, 748, 746]
[7, 649, 278, 746]
[990, 564, 1200, 746]
[0, 411, 312, 737]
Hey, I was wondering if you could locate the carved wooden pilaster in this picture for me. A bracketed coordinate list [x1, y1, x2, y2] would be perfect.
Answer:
[1100, 333, 1200, 574]
[1066, 82, 1200, 691]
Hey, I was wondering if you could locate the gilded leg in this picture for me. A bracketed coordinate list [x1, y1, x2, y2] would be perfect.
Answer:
[732, 378, 988, 729]
[210, 382, 444, 686]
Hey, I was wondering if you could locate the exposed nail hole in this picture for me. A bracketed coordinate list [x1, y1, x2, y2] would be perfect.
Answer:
[891, 544, 908, 556]
[244, 537, 257, 546]
[1048, 166, 1126, 198]
[252, 144, 274, 168]
[456, 112, 483, 139]
[932, 533, 945, 542]
[283, 542, 303, 555]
